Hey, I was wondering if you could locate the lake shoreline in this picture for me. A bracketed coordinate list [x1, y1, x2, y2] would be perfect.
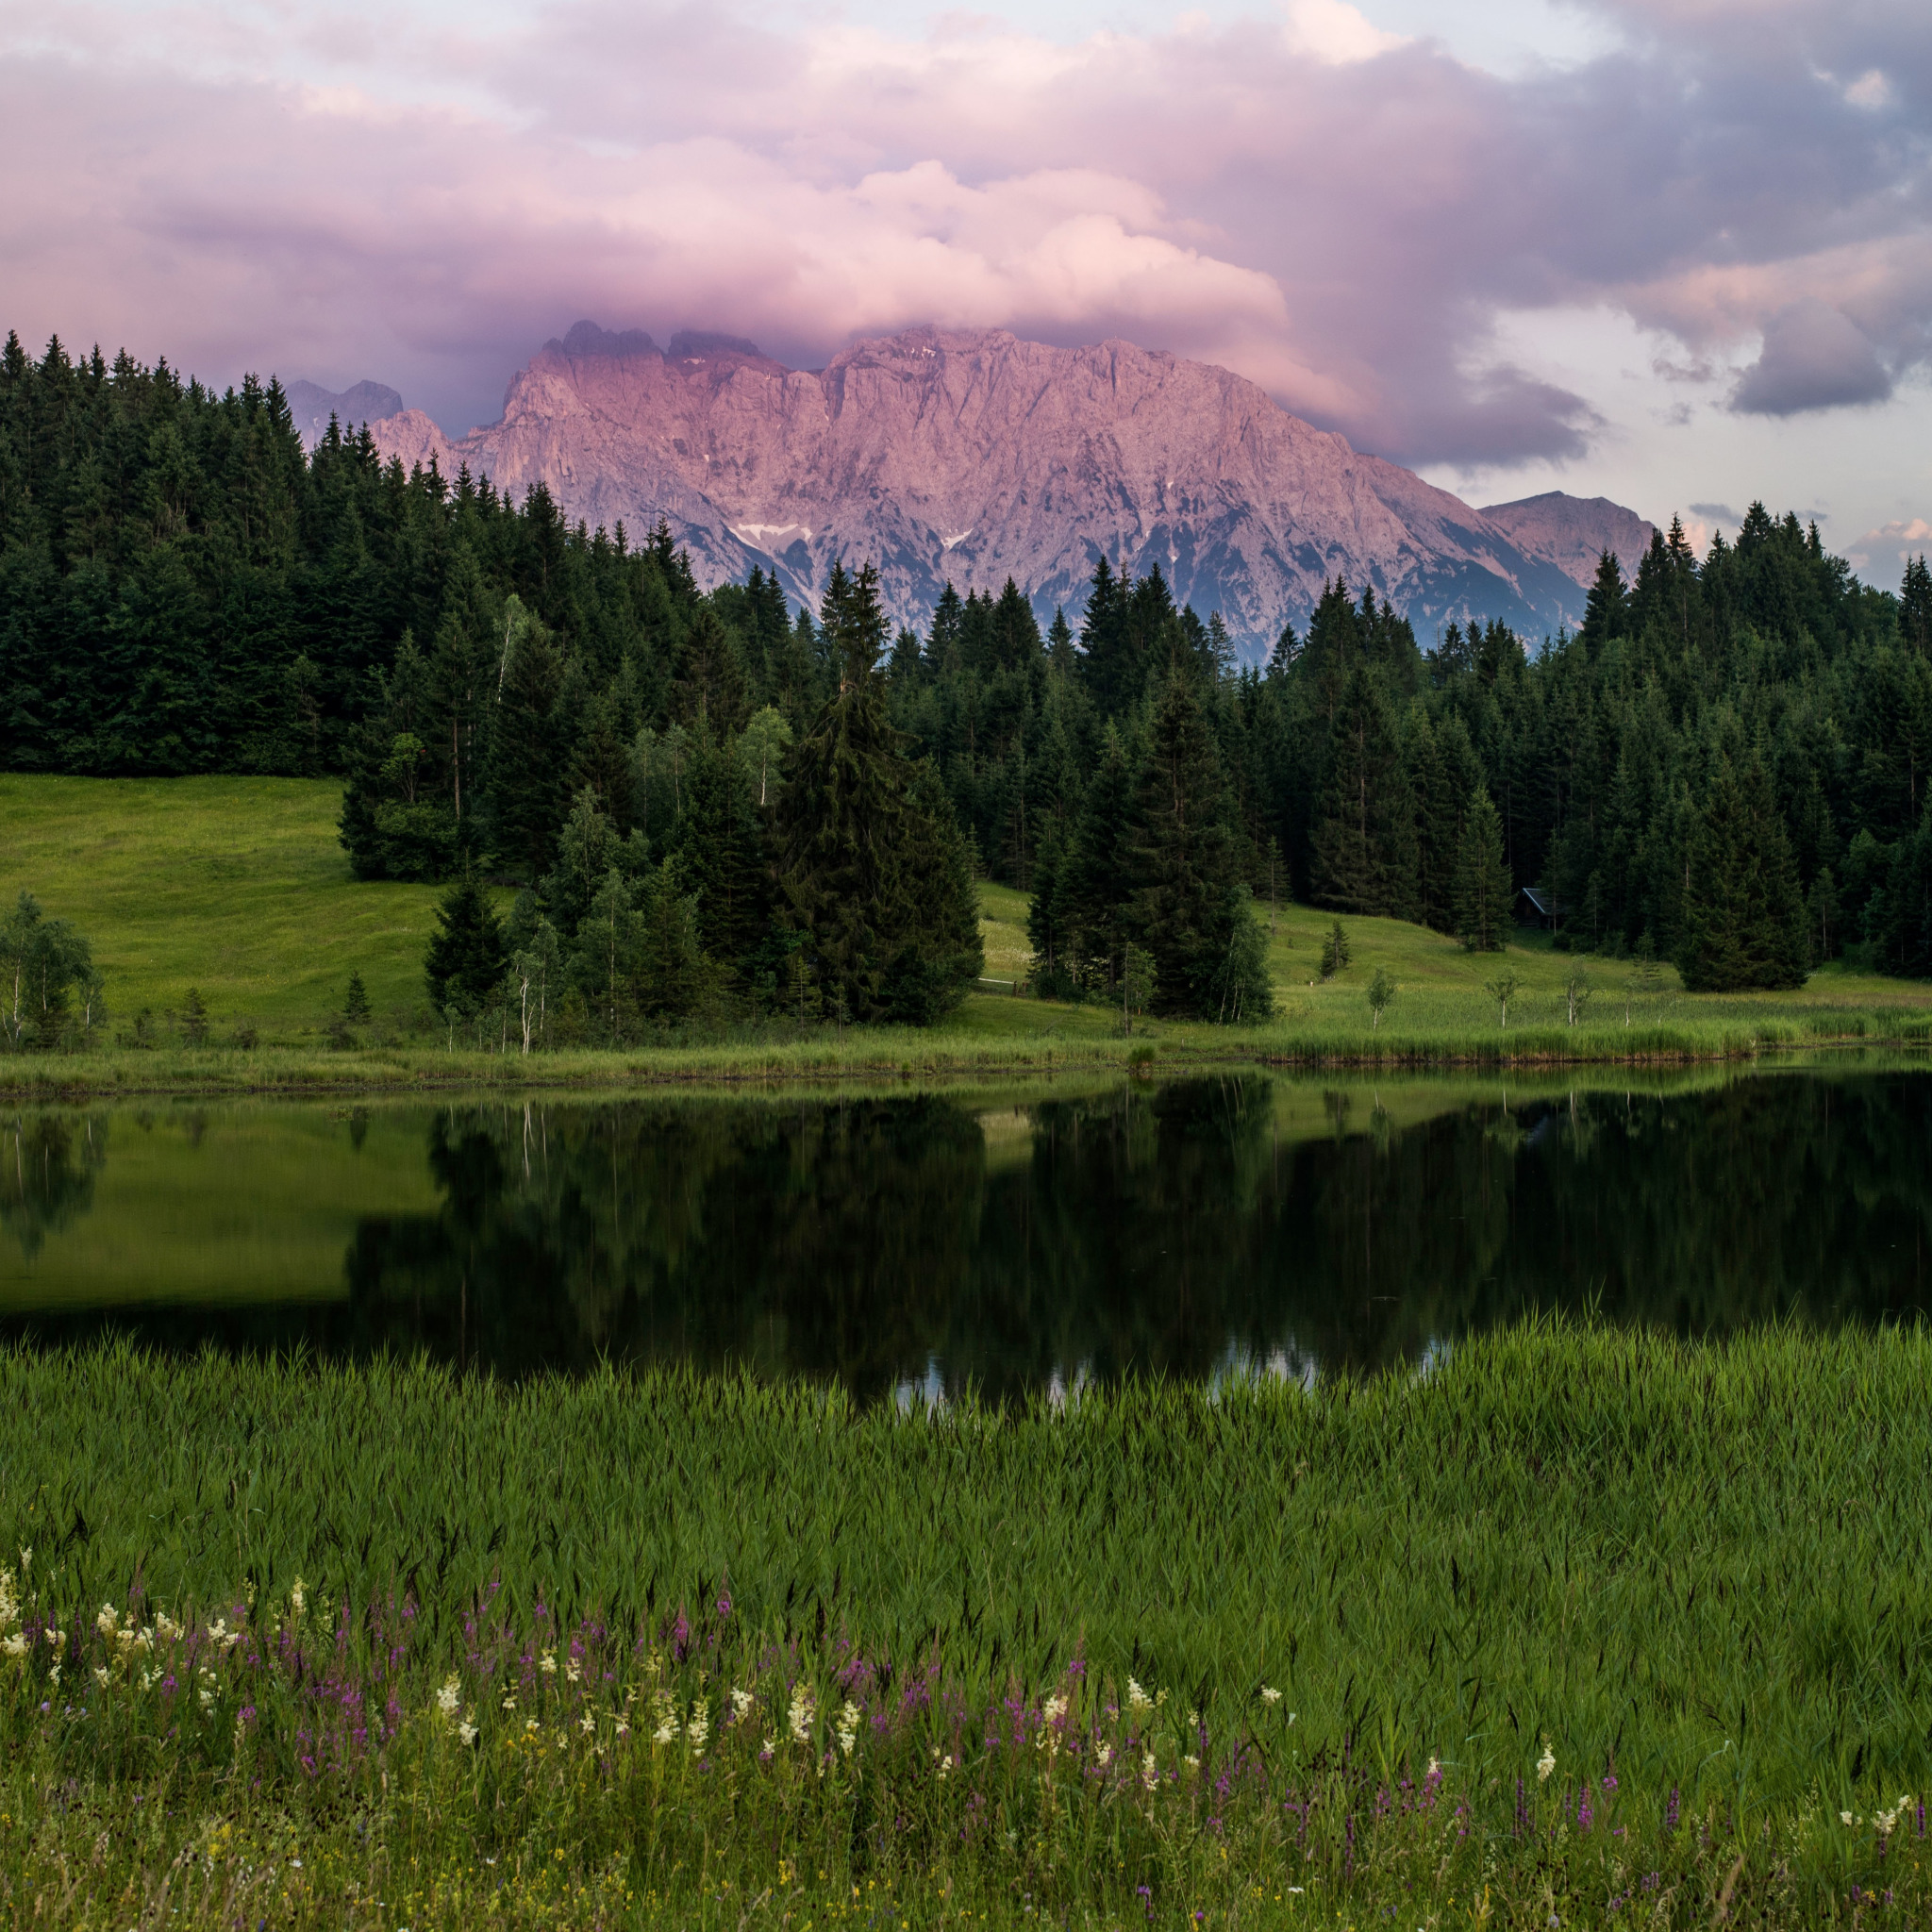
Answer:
[4, 1018, 1928, 1100]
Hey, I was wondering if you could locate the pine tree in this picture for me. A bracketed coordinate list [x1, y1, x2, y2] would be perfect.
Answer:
[424, 870, 508, 1013]
[774, 563, 980, 1023]
[1060, 723, 1139, 991]
[1454, 786, 1513, 952]
[1677, 754, 1808, 991]
[1902, 556, 1932, 657]
[1131, 668, 1258, 1018]
[1578, 549, 1629, 654]
[489, 604, 565, 881]
[1309, 665, 1404, 914]
[342, 971, 372, 1024]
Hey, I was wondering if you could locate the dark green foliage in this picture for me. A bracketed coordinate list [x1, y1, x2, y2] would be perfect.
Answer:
[1319, 920, 1351, 979]
[180, 988, 209, 1046]
[342, 972, 372, 1024]
[1455, 787, 1513, 952]
[1676, 754, 1808, 991]
[423, 872, 507, 1014]
[1130, 670, 1271, 1021]
[774, 564, 982, 1023]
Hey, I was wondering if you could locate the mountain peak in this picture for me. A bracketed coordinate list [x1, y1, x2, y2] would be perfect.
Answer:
[372, 322, 1645, 647]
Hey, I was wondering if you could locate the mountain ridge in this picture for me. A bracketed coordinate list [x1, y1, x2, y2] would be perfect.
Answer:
[344, 325, 1655, 650]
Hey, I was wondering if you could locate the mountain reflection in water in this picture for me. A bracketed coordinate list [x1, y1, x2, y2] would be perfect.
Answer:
[3, 1071, 1929, 1393]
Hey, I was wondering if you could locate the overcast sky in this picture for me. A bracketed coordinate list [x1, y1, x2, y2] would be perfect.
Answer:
[5, 0, 1929, 581]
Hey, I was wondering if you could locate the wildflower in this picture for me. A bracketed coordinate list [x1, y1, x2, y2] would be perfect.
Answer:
[18, 1548, 28, 1574]
[1428, 1757, 1441, 1777]
[1126, 1678, 1153, 1713]
[835, 1700, 860, 1757]
[938, 1753, 955, 1778]
[436, 1676, 461, 1721]
[1259, 1686, 1282, 1706]
[760, 1736, 776, 1760]
[1842, 1812, 1857, 1827]
[155, 1613, 183, 1645]
[47, 1663, 59, 1687]
[580, 1712, 596, 1737]
[95, 1604, 120, 1641]
[1096, 1743, 1113, 1770]
[688, 1702, 711, 1754]
[1141, 1750, 1158, 1791]
[1184, 1754, 1200, 1772]
[290, 1577, 306, 1620]
[458, 1720, 478, 1747]
[1537, 1741, 1557, 1784]
[652, 1690, 680, 1746]
[789, 1684, 815, 1744]
[615, 1716, 629, 1739]
[540, 1650, 558, 1676]
[93, 1666, 108, 1688]
[199, 1687, 213, 1709]
[501, 1696, 517, 1712]
[730, 1687, 755, 1722]
[1, 1636, 25, 1659]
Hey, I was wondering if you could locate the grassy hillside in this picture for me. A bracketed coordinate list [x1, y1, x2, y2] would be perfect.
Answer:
[7, 774, 1932, 1076]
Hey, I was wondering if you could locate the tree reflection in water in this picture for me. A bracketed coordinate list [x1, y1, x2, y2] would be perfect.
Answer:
[6, 1074, 1931, 1390]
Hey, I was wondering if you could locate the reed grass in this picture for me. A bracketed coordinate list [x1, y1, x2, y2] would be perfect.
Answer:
[1, 1324, 1928, 1924]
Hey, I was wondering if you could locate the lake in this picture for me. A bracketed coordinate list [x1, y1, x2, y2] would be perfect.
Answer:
[3, 1063, 1928, 1393]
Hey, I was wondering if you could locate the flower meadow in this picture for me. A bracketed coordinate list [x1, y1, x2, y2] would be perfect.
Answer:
[1, 1324, 1929, 1924]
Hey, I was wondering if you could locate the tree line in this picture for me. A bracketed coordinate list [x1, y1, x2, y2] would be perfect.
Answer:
[8, 329, 1932, 1008]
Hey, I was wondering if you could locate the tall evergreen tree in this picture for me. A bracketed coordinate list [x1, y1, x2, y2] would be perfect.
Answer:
[424, 871, 507, 1013]
[1454, 786, 1513, 952]
[1677, 754, 1808, 991]
[1132, 669, 1267, 1019]
[1309, 665, 1405, 914]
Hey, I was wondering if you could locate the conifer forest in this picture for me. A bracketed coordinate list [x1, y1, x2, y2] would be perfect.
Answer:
[7, 331, 1932, 1025]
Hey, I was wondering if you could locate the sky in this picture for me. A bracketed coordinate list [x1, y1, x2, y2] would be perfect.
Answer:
[4, 0, 1930, 582]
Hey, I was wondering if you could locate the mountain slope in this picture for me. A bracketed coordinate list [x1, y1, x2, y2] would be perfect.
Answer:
[361, 324, 1634, 649]
[1481, 492, 1657, 588]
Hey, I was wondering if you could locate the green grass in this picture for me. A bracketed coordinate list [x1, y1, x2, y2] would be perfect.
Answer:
[8, 774, 1932, 1087]
[2, 1325, 1930, 1924]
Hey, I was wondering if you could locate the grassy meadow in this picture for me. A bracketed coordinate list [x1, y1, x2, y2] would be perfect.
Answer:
[0, 1325, 1928, 1925]
[8, 774, 1932, 1091]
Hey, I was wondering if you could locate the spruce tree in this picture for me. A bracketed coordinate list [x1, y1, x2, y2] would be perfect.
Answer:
[424, 871, 508, 1013]
[489, 604, 564, 881]
[1060, 722, 1139, 991]
[1131, 668, 1261, 1018]
[1578, 549, 1629, 654]
[774, 563, 980, 1023]
[1454, 786, 1513, 952]
[1677, 754, 1808, 991]
[1310, 664, 1404, 915]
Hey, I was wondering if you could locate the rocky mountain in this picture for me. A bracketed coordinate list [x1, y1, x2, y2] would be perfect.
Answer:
[1480, 491, 1657, 589]
[285, 378, 404, 450]
[356, 323, 1646, 652]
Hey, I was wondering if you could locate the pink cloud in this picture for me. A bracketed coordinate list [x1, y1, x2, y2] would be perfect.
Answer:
[2, 0, 1929, 464]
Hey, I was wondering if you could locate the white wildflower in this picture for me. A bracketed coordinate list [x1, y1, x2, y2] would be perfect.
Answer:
[730, 1687, 755, 1721]
[539, 1650, 558, 1676]
[47, 1662, 59, 1686]
[1126, 1677, 1153, 1713]
[688, 1702, 711, 1754]
[1259, 1685, 1282, 1706]
[1141, 1749, 1158, 1791]
[1427, 1757, 1440, 1776]
[939, 1753, 955, 1778]
[1537, 1742, 1557, 1784]
[789, 1684, 815, 1744]
[458, 1719, 478, 1747]
[155, 1613, 183, 1645]
[651, 1690, 679, 1746]
[93, 1665, 109, 1688]
[1841, 1811, 1857, 1827]
[579, 1711, 596, 1737]
[614, 1717, 629, 1739]
[198, 1687, 213, 1709]
[95, 1604, 121, 1641]
[565, 1657, 582, 1685]
[289, 1577, 306, 1619]
[436, 1676, 461, 1720]
[18, 1548, 28, 1574]
[501, 1696, 517, 1712]
[835, 1699, 860, 1757]
[1, 1635, 25, 1659]
[1184, 1754, 1200, 1772]
[1096, 1743, 1113, 1770]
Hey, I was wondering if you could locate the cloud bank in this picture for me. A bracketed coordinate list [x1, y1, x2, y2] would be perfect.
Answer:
[1, 0, 1928, 467]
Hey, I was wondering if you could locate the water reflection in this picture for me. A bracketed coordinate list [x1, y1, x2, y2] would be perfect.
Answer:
[3, 1070, 1930, 1391]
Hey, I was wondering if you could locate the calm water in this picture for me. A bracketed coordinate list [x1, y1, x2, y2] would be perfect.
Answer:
[3, 1067, 1929, 1393]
